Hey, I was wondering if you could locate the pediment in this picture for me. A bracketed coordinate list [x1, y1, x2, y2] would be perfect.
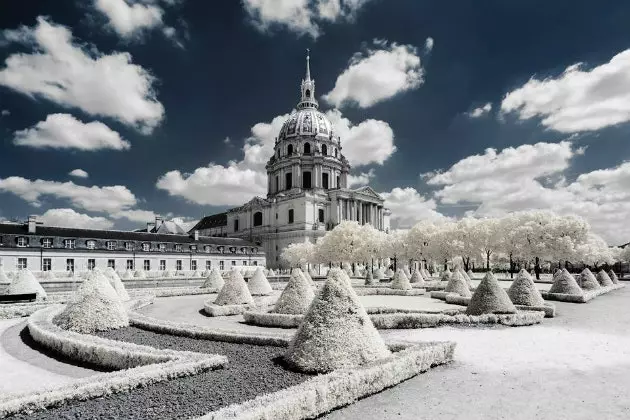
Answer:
[353, 186, 383, 200]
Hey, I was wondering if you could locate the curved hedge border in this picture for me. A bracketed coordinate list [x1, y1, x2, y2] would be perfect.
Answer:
[541, 283, 624, 303]
[354, 288, 426, 296]
[444, 294, 556, 317]
[370, 310, 544, 329]
[196, 341, 455, 420]
[0, 305, 227, 417]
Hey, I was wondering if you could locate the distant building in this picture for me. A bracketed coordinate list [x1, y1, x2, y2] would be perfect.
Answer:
[191, 53, 391, 268]
[0, 216, 265, 274]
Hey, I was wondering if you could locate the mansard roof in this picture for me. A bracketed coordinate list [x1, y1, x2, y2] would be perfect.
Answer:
[190, 213, 227, 231]
[228, 196, 271, 213]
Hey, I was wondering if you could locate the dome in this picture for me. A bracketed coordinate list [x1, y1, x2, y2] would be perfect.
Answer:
[279, 108, 334, 141]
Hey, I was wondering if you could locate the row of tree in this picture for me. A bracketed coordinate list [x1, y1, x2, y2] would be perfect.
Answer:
[280, 210, 630, 278]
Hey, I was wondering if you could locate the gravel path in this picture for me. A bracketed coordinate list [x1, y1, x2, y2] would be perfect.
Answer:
[12, 327, 311, 420]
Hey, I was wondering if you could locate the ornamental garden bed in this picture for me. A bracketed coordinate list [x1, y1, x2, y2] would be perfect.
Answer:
[354, 287, 426, 296]
[443, 294, 556, 318]
[369, 310, 544, 329]
[541, 283, 624, 303]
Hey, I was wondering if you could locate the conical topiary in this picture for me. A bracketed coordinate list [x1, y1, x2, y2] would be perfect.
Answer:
[104, 267, 130, 301]
[374, 267, 384, 280]
[440, 268, 452, 282]
[302, 269, 316, 287]
[549, 269, 583, 295]
[122, 269, 133, 280]
[391, 268, 412, 290]
[409, 270, 425, 286]
[422, 268, 431, 279]
[78, 269, 120, 302]
[365, 270, 377, 286]
[467, 269, 474, 280]
[444, 270, 471, 297]
[7, 269, 47, 299]
[595, 270, 614, 287]
[466, 272, 516, 315]
[578, 268, 601, 290]
[508, 269, 545, 306]
[284, 268, 391, 373]
[458, 268, 473, 288]
[403, 265, 412, 279]
[133, 269, 147, 279]
[608, 270, 620, 285]
[215, 269, 254, 306]
[248, 267, 273, 296]
[385, 268, 394, 278]
[272, 268, 315, 314]
[268, 269, 276, 277]
[202, 268, 225, 290]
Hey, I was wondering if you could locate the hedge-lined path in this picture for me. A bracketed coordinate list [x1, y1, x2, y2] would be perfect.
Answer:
[324, 285, 630, 420]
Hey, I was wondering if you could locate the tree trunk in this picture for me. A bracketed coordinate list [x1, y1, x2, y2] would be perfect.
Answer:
[509, 253, 514, 279]
[534, 256, 541, 280]
[486, 250, 491, 270]
[444, 259, 448, 271]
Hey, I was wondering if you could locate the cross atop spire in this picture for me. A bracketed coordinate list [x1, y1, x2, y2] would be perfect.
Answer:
[305, 48, 311, 81]
[298, 49, 317, 109]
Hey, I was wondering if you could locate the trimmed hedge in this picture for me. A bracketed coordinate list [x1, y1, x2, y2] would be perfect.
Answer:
[541, 283, 624, 303]
[354, 288, 425, 296]
[370, 310, 544, 329]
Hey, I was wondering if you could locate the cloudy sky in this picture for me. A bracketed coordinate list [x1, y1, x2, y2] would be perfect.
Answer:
[1, 0, 630, 244]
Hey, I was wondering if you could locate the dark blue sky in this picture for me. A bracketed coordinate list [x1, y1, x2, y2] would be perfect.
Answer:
[1, 0, 630, 243]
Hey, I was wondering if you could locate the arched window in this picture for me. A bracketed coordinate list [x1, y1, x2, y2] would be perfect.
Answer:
[322, 144, 327, 155]
[334, 148, 338, 158]
[306, 89, 311, 98]
[287, 144, 293, 155]
[253, 211, 263, 226]
[303, 142, 311, 154]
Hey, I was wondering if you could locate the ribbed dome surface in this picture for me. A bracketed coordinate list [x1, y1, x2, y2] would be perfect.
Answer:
[279, 108, 333, 141]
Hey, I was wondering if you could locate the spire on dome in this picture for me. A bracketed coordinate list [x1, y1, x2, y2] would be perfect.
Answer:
[305, 48, 311, 81]
[299, 49, 317, 109]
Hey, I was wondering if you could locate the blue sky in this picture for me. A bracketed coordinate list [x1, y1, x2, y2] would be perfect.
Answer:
[1, 0, 630, 244]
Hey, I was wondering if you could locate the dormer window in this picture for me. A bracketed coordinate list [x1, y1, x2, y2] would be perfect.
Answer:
[204, 245, 211, 253]
[240, 247, 247, 253]
[159, 243, 166, 252]
[41, 238, 53, 248]
[175, 244, 183, 252]
[229, 246, 236, 253]
[142, 243, 150, 251]
[64, 239, 75, 249]
[107, 241, 116, 250]
[252, 247, 258, 253]
[86, 240, 96, 250]
[218, 246, 224, 254]
[190, 245, 197, 251]
[16, 237, 28, 247]
[125, 242, 134, 251]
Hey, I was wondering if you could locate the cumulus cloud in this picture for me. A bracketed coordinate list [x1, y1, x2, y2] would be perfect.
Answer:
[0, 177, 137, 213]
[111, 208, 157, 223]
[467, 102, 492, 118]
[424, 37, 434, 53]
[38, 208, 114, 229]
[1, 109, 9, 116]
[323, 40, 423, 108]
[242, 0, 372, 38]
[381, 187, 446, 229]
[348, 169, 375, 187]
[501, 49, 630, 133]
[69, 169, 89, 179]
[0, 17, 164, 134]
[13, 114, 130, 151]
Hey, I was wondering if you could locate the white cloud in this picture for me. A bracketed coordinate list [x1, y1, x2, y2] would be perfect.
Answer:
[223, 136, 231, 144]
[424, 37, 434, 53]
[0, 177, 137, 213]
[326, 109, 396, 166]
[1, 109, 9, 116]
[467, 102, 492, 118]
[170, 216, 198, 231]
[111, 208, 156, 223]
[94, 0, 162, 37]
[348, 169, 375, 187]
[242, 0, 372, 38]
[501, 49, 630, 133]
[323, 40, 423, 108]
[69, 169, 89, 179]
[381, 187, 446, 229]
[13, 114, 130, 151]
[38, 208, 114, 229]
[0, 17, 164, 134]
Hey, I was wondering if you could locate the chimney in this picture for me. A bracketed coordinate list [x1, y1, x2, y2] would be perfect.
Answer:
[155, 215, 163, 231]
[28, 215, 37, 234]
[193, 230, 199, 241]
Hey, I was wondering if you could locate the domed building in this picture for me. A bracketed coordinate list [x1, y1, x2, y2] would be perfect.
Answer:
[192, 53, 391, 268]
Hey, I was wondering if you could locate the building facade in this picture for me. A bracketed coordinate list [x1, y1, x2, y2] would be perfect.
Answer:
[192, 53, 391, 268]
[0, 216, 265, 274]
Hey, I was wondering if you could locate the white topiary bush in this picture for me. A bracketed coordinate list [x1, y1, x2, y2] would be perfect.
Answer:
[78, 269, 120, 302]
[191, 270, 202, 278]
[391, 269, 412, 290]
[422, 268, 431, 279]
[0, 265, 10, 283]
[578, 268, 600, 290]
[121, 270, 133, 280]
[608, 270, 620, 285]
[214, 269, 254, 306]
[403, 265, 412, 279]
[309, 269, 318, 278]
[467, 269, 475, 280]
[134, 269, 147, 279]
[162, 270, 175, 278]
[384, 268, 394, 278]
[466, 272, 516, 315]
[104, 267, 130, 301]
[409, 270, 425, 286]
[444, 270, 471, 297]
[202, 268, 225, 289]
[440, 268, 452, 282]
[248, 267, 273, 296]
[507, 269, 545, 307]
[268, 269, 276, 277]
[365, 270, 377, 286]
[302, 270, 316, 287]
[7, 269, 47, 299]
[272, 268, 315, 315]
[549, 269, 583, 295]
[284, 268, 391, 373]
[595, 270, 614, 287]
[459, 268, 473, 288]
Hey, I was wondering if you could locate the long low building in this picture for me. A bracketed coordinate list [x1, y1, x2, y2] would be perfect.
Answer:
[0, 216, 266, 274]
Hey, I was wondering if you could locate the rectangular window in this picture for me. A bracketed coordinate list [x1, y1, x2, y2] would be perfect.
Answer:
[286, 172, 293, 189]
[303, 171, 312, 189]
[143, 260, 150, 271]
[17, 237, 28, 247]
[125, 242, 134, 251]
[253, 261, 258, 266]
[66, 259, 75, 272]
[64, 239, 75, 249]
[42, 258, 52, 272]
[160, 260, 166, 271]
[206, 260, 212, 270]
[107, 241, 116, 250]
[234, 219, 239, 232]
[41, 238, 53, 248]
[219, 261, 224, 271]
[159, 243, 166, 252]
[318, 208, 325, 223]
[107, 259, 116, 269]
[336, 175, 340, 188]
[87, 259, 96, 270]
[126, 259, 134, 270]
[191, 260, 197, 271]
[176, 260, 182, 271]
[142, 243, 150, 251]
[175, 244, 182, 252]
[322, 172, 329, 189]
[288, 209, 294, 224]
[231, 261, 236, 266]
[275, 176, 279, 191]
[86, 240, 96, 250]
[17, 258, 27, 270]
